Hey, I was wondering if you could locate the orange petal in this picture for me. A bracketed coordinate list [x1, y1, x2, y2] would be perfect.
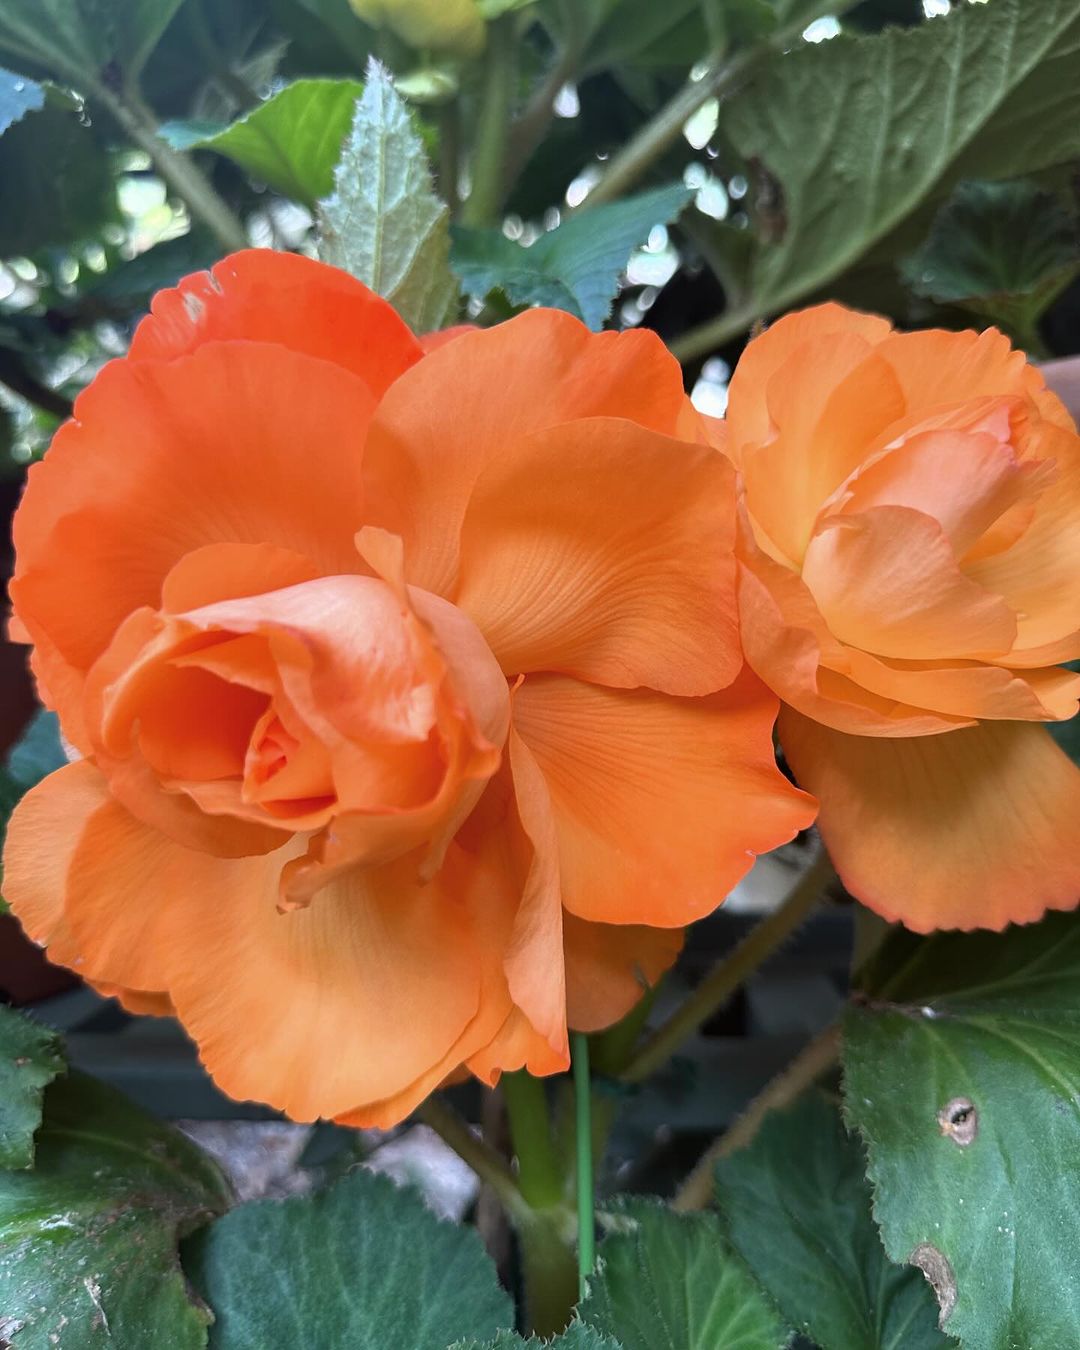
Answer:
[128, 249, 422, 397]
[11, 340, 375, 708]
[454, 418, 740, 694]
[778, 708, 1080, 932]
[874, 324, 1031, 412]
[361, 308, 694, 597]
[161, 543, 323, 612]
[802, 506, 1017, 660]
[512, 670, 816, 927]
[563, 911, 683, 1033]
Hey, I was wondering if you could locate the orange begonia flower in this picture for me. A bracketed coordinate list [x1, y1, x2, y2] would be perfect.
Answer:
[722, 303, 1080, 934]
[3, 250, 814, 1126]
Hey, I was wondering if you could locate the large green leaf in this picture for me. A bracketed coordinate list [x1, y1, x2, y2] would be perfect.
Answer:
[0, 104, 115, 256]
[578, 1200, 790, 1350]
[191, 79, 363, 208]
[0, 1005, 65, 1170]
[715, 1093, 953, 1350]
[0, 62, 40, 133]
[724, 0, 1080, 324]
[318, 62, 459, 332]
[844, 912, 1080, 1349]
[901, 179, 1080, 345]
[0, 1071, 231, 1349]
[0, 0, 185, 90]
[452, 183, 692, 330]
[184, 1167, 513, 1347]
[458, 1330, 622, 1350]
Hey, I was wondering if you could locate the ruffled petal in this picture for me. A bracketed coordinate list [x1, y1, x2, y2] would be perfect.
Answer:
[454, 418, 740, 694]
[361, 308, 694, 597]
[778, 708, 1080, 932]
[563, 911, 683, 1033]
[511, 670, 816, 927]
[128, 249, 422, 397]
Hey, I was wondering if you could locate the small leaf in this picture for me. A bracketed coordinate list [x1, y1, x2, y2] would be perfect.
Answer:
[0, 1071, 231, 1349]
[578, 1199, 790, 1350]
[0, 1005, 65, 1169]
[715, 1093, 953, 1350]
[901, 179, 1080, 343]
[844, 911, 1080, 1347]
[0, 62, 41, 134]
[184, 1167, 513, 1347]
[318, 61, 459, 331]
[451, 183, 692, 330]
[190, 79, 364, 207]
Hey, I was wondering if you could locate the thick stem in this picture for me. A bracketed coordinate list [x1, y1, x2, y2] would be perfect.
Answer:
[672, 1023, 841, 1212]
[517, 1211, 580, 1338]
[620, 851, 834, 1084]
[416, 1096, 532, 1227]
[437, 100, 463, 216]
[571, 1034, 595, 1300]
[461, 14, 517, 227]
[96, 87, 248, 252]
[668, 302, 759, 364]
[502, 1071, 565, 1209]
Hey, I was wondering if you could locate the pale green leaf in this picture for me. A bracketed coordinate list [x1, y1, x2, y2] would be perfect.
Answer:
[185, 1167, 513, 1347]
[191, 79, 363, 207]
[0, 62, 40, 134]
[724, 0, 1080, 323]
[0, 1005, 65, 1170]
[0, 1071, 231, 1349]
[318, 61, 459, 331]
[715, 1093, 953, 1350]
[451, 183, 691, 329]
[844, 911, 1080, 1348]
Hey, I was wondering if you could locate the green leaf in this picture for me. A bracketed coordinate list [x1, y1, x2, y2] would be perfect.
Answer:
[0, 104, 115, 256]
[715, 1093, 953, 1350]
[0, 62, 41, 134]
[318, 61, 459, 332]
[901, 179, 1080, 344]
[0, 1005, 65, 1170]
[451, 183, 692, 330]
[158, 118, 230, 150]
[0, 0, 185, 91]
[184, 1167, 513, 1347]
[844, 911, 1080, 1348]
[4, 710, 64, 790]
[0, 1070, 231, 1349]
[190, 79, 363, 208]
[578, 1199, 790, 1350]
[724, 0, 1080, 325]
[80, 230, 222, 310]
[457, 1329, 622, 1350]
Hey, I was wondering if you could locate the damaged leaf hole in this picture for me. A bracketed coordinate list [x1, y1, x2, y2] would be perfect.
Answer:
[910, 1242, 957, 1327]
[938, 1096, 978, 1146]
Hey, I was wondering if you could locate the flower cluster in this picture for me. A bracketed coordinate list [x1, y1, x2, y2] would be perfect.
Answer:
[5, 254, 1078, 1124]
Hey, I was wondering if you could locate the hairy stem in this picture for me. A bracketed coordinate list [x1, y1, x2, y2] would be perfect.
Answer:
[461, 13, 517, 227]
[502, 1070, 565, 1209]
[620, 851, 834, 1084]
[416, 1096, 532, 1227]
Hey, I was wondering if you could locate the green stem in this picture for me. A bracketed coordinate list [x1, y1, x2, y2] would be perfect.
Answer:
[502, 40, 579, 190]
[96, 87, 248, 253]
[572, 1034, 595, 1301]
[668, 303, 760, 364]
[517, 1212, 580, 1338]
[620, 851, 834, 1084]
[461, 13, 517, 227]
[438, 99, 463, 217]
[502, 1071, 565, 1209]
[416, 1096, 532, 1227]
[671, 1023, 841, 1212]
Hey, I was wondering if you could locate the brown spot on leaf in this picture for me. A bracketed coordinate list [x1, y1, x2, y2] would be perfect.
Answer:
[938, 1097, 978, 1146]
[910, 1242, 957, 1325]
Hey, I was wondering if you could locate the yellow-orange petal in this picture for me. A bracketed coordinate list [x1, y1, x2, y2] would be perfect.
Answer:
[128, 249, 422, 397]
[802, 506, 1017, 660]
[11, 341, 375, 717]
[454, 418, 740, 694]
[563, 911, 683, 1033]
[361, 308, 694, 598]
[778, 708, 1080, 932]
[511, 669, 816, 928]
[160, 542, 324, 612]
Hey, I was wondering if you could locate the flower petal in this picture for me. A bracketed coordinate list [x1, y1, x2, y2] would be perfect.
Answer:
[778, 708, 1080, 932]
[128, 249, 422, 397]
[454, 418, 740, 694]
[361, 308, 694, 597]
[511, 670, 816, 927]
[563, 911, 682, 1033]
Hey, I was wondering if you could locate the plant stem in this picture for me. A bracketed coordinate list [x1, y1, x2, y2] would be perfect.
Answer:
[669, 302, 760, 364]
[416, 1096, 532, 1227]
[503, 42, 578, 190]
[96, 87, 248, 253]
[461, 13, 517, 227]
[438, 100, 463, 216]
[672, 1023, 841, 1211]
[502, 1070, 565, 1209]
[571, 1034, 595, 1301]
[517, 1211, 580, 1338]
[620, 851, 834, 1084]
